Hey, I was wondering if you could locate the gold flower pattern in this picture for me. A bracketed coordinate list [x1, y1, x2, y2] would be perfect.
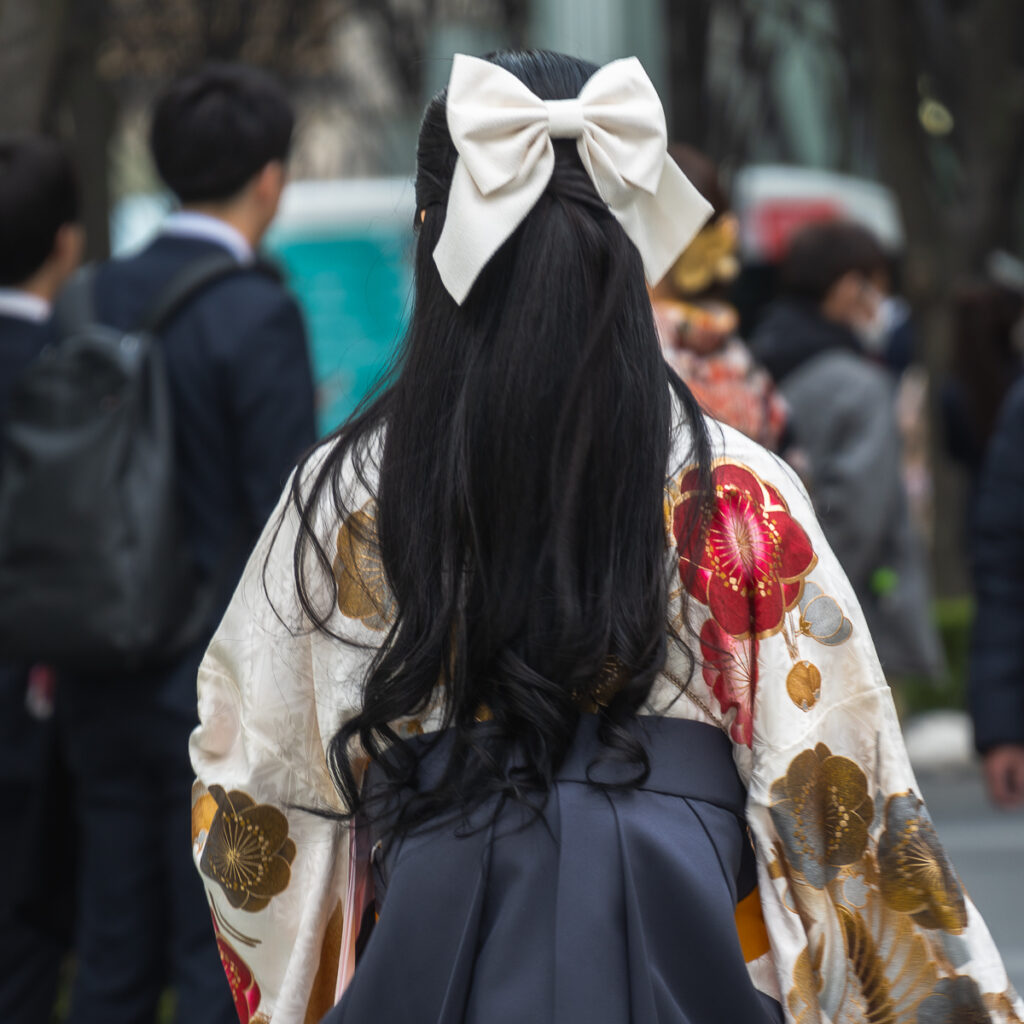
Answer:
[787, 946, 823, 1024]
[917, 977, 993, 1024]
[775, 748, 1013, 1022]
[877, 793, 967, 933]
[770, 743, 874, 888]
[189, 442, 1023, 1023]
[332, 502, 395, 630]
[199, 785, 296, 913]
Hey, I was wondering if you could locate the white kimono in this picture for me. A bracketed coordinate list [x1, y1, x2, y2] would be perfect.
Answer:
[190, 418, 1024, 1024]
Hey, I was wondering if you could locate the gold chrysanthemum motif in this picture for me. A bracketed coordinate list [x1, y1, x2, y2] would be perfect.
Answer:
[877, 793, 967, 933]
[199, 786, 296, 913]
[333, 503, 395, 630]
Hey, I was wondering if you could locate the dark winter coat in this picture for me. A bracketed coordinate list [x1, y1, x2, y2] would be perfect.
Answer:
[970, 375, 1024, 750]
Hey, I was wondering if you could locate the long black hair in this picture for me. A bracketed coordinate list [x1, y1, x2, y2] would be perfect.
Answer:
[286, 50, 713, 835]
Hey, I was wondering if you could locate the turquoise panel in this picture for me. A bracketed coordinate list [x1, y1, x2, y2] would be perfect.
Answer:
[267, 231, 412, 435]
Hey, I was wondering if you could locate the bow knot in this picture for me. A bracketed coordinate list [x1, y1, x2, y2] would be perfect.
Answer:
[546, 98, 586, 139]
[433, 54, 713, 305]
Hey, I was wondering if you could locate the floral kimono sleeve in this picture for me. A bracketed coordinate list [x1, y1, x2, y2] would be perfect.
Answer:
[669, 450, 1024, 1024]
[190, 471, 387, 1024]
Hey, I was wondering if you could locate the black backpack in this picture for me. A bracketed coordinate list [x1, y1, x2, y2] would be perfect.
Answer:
[0, 252, 252, 673]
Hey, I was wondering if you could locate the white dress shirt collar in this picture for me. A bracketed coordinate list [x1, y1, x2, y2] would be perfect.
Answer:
[160, 211, 254, 264]
[0, 288, 50, 323]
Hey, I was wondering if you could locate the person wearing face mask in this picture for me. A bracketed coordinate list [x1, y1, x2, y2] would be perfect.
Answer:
[751, 219, 944, 684]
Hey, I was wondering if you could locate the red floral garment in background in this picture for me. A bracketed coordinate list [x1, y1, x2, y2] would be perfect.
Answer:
[654, 299, 788, 452]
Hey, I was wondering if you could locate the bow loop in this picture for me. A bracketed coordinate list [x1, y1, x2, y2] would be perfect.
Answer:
[434, 54, 713, 305]
[575, 58, 668, 200]
[445, 59, 549, 197]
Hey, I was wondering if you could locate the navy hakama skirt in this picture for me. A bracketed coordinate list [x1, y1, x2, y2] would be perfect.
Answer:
[326, 715, 783, 1024]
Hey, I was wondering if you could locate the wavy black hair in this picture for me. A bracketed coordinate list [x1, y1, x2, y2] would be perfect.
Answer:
[287, 50, 713, 836]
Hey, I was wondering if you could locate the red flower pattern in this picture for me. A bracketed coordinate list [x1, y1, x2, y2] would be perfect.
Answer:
[699, 618, 756, 746]
[673, 461, 816, 639]
[211, 910, 261, 1023]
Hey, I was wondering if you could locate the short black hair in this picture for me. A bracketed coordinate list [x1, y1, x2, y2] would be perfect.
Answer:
[0, 135, 79, 286]
[780, 220, 887, 304]
[150, 63, 294, 203]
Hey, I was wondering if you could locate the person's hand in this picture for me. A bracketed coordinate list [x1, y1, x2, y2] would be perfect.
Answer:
[983, 745, 1024, 809]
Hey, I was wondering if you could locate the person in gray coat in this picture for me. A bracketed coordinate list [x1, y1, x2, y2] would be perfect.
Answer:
[751, 221, 944, 682]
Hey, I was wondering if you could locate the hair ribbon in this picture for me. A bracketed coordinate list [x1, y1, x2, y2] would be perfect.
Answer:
[433, 53, 714, 304]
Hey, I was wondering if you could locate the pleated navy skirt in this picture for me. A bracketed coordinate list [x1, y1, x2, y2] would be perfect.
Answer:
[325, 715, 783, 1024]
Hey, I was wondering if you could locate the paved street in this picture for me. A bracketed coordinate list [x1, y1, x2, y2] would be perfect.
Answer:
[917, 766, 1024, 992]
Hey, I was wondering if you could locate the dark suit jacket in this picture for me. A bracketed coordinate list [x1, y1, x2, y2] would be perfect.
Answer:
[1, 311, 51, 783]
[0, 312, 50, 424]
[0, 312, 62, 933]
[86, 233, 317, 709]
[970, 376, 1024, 751]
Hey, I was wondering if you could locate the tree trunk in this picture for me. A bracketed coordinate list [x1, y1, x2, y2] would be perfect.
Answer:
[54, 0, 114, 260]
[0, 0, 112, 261]
[664, 0, 712, 151]
[0, 0, 67, 132]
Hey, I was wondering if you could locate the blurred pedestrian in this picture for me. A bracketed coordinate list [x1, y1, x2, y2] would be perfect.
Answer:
[943, 270, 1024, 493]
[651, 145, 787, 451]
[969, 373, 1024, 808]
[186, 51, 1020, 1024]
[751, 220, 944, 682]
[0, 134, 82, 1024]
[57, 65, 316, 1024]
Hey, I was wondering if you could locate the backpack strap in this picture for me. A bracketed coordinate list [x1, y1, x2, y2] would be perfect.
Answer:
[140, 252, 251, 334]
[136, 251, 283, 659]
[53, 264, 100, 338]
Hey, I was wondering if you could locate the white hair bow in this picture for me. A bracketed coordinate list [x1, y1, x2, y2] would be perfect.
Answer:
[432, 53, 714, 305]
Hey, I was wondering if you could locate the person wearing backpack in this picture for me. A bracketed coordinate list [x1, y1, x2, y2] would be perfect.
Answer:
[0, 135, 83, 1024]
[57, 66, 316, 1024]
